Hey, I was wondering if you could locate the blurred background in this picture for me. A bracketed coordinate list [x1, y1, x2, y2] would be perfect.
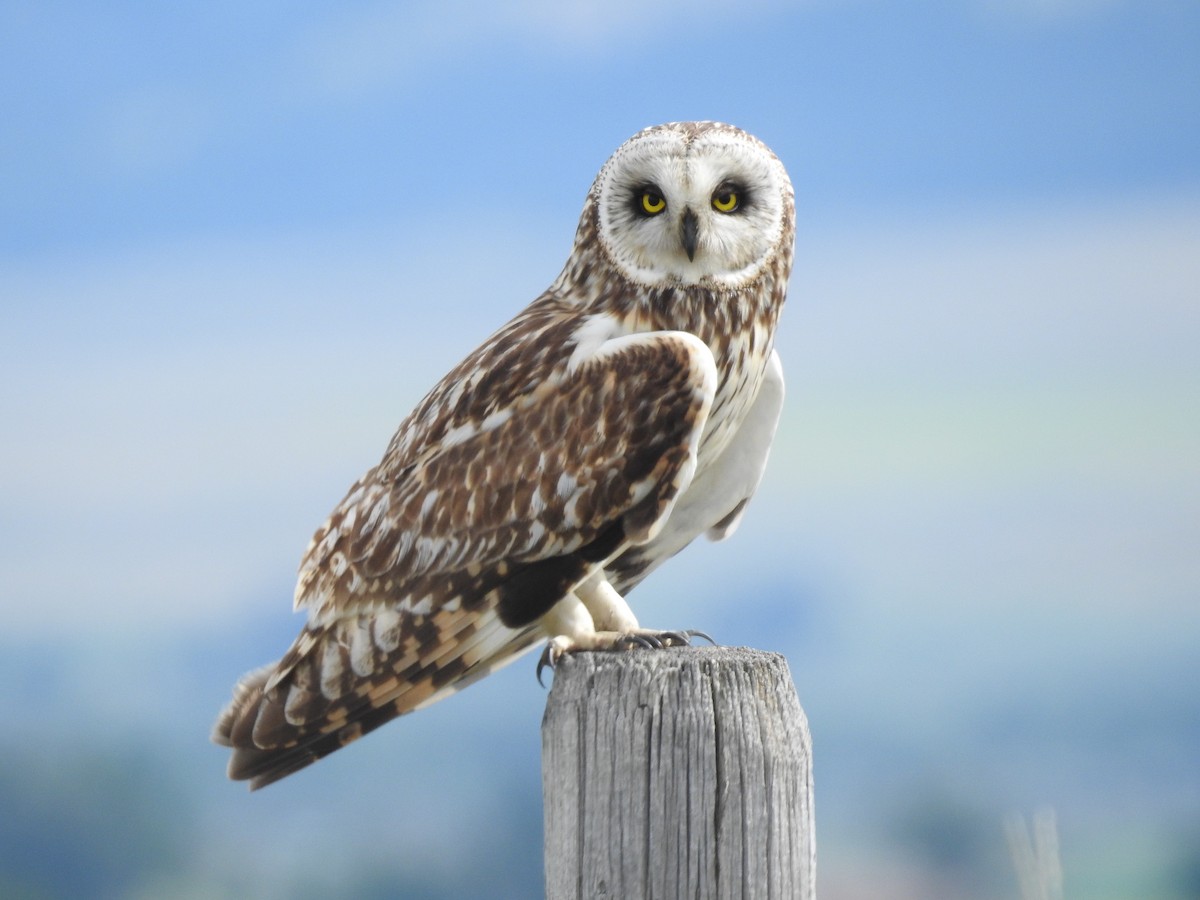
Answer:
[2, 1, 1197, 898]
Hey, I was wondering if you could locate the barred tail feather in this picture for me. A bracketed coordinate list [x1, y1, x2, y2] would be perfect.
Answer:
[212, 610, 541, 790]
[211, 662, 273, 748]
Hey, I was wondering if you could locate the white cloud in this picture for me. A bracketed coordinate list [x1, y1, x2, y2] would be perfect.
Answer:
[976, 0, 1125, 23]
[765, 194, 1200, 677]
[94, 84, 214, 176]
[0, 195, 1196, 641]
[284, 0, 1130, 104]
[285, 0, 797, 99]
[288, 2, 495, 99]
[0, 214, 559, 634]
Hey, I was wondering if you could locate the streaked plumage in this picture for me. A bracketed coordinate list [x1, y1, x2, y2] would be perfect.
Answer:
[213, 121, 795, 788]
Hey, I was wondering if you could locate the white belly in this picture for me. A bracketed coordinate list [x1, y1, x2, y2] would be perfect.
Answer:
[607, 349, 785, 592]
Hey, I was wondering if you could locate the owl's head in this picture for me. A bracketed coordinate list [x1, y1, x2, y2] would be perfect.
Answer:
[588, 122, 793, 291]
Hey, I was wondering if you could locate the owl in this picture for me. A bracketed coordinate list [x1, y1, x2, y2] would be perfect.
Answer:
[213, 121, 795, 789]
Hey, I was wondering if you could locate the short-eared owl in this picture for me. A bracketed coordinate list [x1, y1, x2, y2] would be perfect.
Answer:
[214, 122, 795, 788]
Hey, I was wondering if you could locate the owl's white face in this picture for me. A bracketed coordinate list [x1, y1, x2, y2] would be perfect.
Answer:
[594, 123, 791, 290]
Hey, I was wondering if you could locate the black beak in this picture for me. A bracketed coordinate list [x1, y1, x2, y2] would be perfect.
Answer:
[681, 208, 699, 262]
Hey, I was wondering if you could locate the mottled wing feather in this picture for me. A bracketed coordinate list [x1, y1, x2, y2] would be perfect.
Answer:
[294, 323, 713, 623]
[214, 329, 717, 788]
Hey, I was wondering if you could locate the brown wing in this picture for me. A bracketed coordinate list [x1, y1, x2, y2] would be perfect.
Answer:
[213, 329, 717, 788]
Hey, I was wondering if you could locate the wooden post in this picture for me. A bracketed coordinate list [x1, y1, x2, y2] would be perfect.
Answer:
[542, 646, 815, 900]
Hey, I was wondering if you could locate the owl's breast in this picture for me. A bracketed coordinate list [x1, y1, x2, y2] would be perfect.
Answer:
[693, 316, 775, 471]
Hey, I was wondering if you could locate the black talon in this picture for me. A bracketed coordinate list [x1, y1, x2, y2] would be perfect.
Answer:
[617, 633, 658, 651]
[536, 646, 555, 687]
[646, 628, 717, 647]
[656, 630, 691, 647]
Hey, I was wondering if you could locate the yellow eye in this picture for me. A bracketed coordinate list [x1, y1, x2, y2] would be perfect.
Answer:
[640, 191, 666, 215]
[712, 188, 739, 213]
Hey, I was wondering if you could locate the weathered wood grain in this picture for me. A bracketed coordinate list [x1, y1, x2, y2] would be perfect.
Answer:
[542, 647, 815, 899]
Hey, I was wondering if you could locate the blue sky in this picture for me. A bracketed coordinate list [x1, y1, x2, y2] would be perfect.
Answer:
[2, 2, 1199, 898]
[4, 1, 1198, 258]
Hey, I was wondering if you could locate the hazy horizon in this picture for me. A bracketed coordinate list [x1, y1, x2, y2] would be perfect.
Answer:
[3, 2, 1198, 897]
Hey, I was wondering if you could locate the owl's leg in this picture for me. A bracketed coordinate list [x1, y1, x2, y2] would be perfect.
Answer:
[536, 573, 711, 683]
[576, 570, 710, 648]
[576, 570, 639, 632]
[537, 587, 634, 668]
[572, 570, 708, 647]
[536, 592, 604, 683]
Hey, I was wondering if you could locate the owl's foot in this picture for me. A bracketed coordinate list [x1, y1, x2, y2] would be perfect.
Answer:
[609, 628, 715, 650]
[536, 628, 716, 685]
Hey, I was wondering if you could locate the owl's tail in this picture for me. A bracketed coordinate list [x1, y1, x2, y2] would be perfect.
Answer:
[212, 611, 540, 790]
